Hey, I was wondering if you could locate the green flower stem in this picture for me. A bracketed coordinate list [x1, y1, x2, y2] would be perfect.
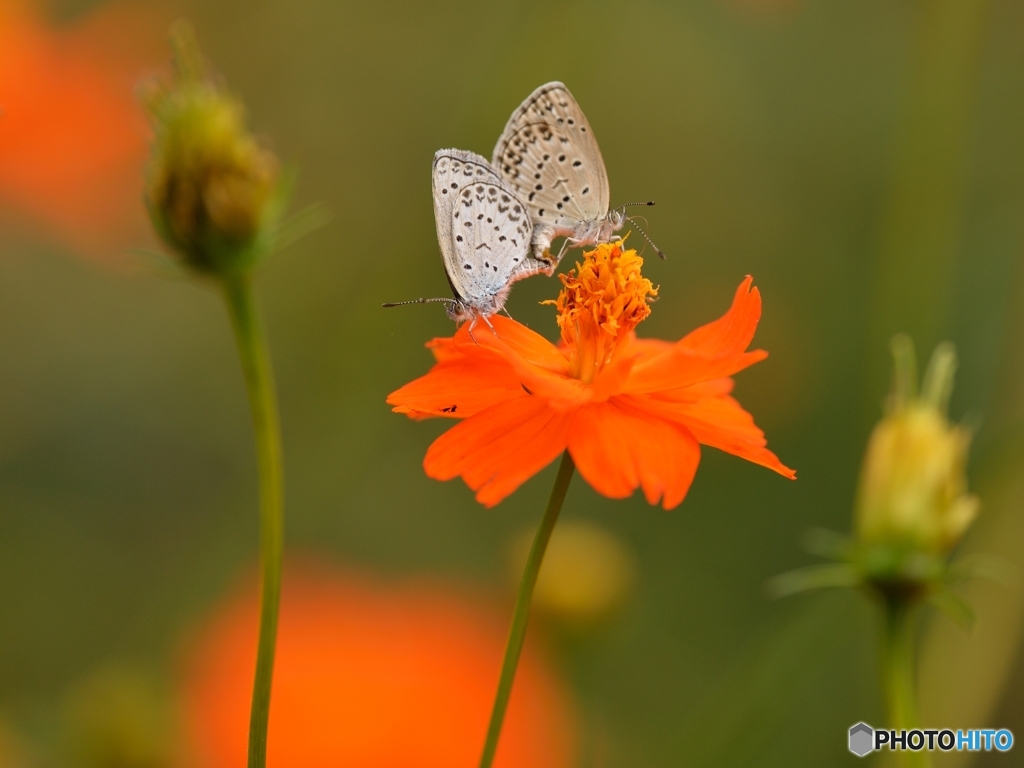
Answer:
[881, 597, 932, 768]
[222, 272, 285, 768]
[478, 451, 576, 768]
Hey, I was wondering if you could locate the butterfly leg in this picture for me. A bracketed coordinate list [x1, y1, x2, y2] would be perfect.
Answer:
[554, 237, 573, 263]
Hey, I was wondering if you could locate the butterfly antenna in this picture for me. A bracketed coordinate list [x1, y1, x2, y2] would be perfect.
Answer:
[382, 297, 457, 308]
[624, 216, 666, 259]
[615, 201, 656, 212]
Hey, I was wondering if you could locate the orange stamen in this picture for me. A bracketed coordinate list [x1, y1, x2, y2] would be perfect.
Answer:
[548, 242, 657, 382]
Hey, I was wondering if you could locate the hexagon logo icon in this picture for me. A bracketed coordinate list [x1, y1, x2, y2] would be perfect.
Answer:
[849, 722, 874, 757]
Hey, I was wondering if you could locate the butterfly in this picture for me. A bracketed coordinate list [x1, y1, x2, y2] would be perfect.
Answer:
[384, 149, 554, 325]
[491, 81, 659, 263]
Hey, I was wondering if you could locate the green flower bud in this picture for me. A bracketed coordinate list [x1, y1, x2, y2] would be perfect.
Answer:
[855, 336, 978, 558]
[142, 23, 281, 275]
[508, 520, 634, 626]
[62, 666, 173, 768]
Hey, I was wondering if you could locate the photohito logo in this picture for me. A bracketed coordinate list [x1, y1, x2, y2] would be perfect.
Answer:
[848, 723, 1014, 756]
[849, 723, 874, 757]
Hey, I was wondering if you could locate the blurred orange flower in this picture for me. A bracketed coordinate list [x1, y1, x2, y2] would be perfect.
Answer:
[389, 242, 795, 508]
[182, 566, 575, 768]
[0, 0, 163, 260]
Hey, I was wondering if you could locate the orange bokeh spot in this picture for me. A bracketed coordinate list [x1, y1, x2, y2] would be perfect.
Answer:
[0, 0, 164, 261]
[181, 565, 576, 768]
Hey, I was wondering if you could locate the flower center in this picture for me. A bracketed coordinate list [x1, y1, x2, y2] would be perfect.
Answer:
[549, 242, 657, 382]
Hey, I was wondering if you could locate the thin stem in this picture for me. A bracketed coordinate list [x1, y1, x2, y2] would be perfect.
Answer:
[881, 597, 932, 768]
[222, 273, 285, 768]
[478, 451, 576, 768]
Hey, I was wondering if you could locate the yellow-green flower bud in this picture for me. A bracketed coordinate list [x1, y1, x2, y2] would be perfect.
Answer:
[508, 520, 634, 626]
[855, 336, 978, 557]
[62, 665, 173, 768]
[142, 24, 281, 275]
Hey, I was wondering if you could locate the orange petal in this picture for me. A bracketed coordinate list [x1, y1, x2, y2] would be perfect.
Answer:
[454, 315, 570, 375]
[400, 320, 589, 417]
[613, 280, 767, 395]
[677, 277, 761, 356]
[387, 356, 524, 420]
[424, 396, 573, 507]
[626, 336, 674, 357]
[467, 327, 591, 410]
[567, 400, 701, 510]
[628, 390, 796, 479]
[661, 378, 736, 398]
[623, 349, 768, 395]
[589, 351, 637, 402]
[426, 336, 463, 363]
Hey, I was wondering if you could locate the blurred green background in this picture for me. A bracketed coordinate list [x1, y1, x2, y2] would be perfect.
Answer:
[2, 0, 1024, 765]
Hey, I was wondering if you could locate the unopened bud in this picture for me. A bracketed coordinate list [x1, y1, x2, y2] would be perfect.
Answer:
[855, 336, 978, 557]
[142, 23, 281, 275]
[63, 665, 173, 768]
[509, 520, 634, 626]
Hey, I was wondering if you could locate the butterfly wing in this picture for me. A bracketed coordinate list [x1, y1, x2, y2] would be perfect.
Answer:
[433, 149, 500, 300]
[491, 82, 610, 232]
[432, 149, 546, 316]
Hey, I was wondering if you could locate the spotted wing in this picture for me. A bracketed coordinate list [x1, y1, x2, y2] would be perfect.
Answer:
[432, 149, 501, 290]
[432, 149, 543, 314]
[491, 82, 610, 230]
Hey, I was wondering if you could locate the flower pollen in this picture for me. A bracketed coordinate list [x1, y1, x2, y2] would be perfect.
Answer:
[550, 242, 657, 382]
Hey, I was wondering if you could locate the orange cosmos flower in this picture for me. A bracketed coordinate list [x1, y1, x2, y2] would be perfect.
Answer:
[388, 242, 795, 509]
[0, 0, 164, 260]
[181, 565, 575, 768]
